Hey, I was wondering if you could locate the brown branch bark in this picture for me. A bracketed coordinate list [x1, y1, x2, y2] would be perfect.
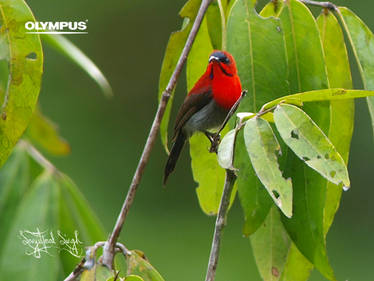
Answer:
[100, 0, 214, 269]
[205, 169, 237, 281]
[299, 0, 337, 11]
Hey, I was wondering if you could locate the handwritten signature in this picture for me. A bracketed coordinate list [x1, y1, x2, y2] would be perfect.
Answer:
[19, 228, 83, 259]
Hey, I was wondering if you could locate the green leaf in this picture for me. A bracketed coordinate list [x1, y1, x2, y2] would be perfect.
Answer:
[190, 130, 237, 215]
[244, 118, 292, 218]
[279, 1, 334, 280]
[338, 7, 374, 137]
[226, 0, 289, 235]
[126, 250, 165, 281]
[58, 174, 106, 274]
[41, 34, 112, 97]
[250, 207, 291, 281]
[260, 0, 284, 18]
[0, 143, 106, 279]
[0, 171, 60, 280]
[25, 106, 71, 156]
[317, 11, 354, 234]
[279, 244, 313, 281]
[261, 88, 374, 110]
[0, 146, 35, 257]
[274, 104, 349, 188]
[0, 0, 43, 168]
[206, 1, 222, 49]
[217, 129, 236, 170]
[158, 0, 202, 153]
[124, 276, 145, 281]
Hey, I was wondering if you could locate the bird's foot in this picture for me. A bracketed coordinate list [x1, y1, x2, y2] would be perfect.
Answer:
[205, 131, 221, 153]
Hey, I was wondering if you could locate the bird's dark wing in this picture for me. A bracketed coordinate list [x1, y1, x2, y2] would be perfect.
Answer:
[172, 88, 213, 140]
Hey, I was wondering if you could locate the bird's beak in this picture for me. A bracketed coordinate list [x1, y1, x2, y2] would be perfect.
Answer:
[209, 56, 220, 63]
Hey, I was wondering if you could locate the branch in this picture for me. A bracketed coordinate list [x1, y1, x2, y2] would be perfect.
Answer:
[63, 257, 86, 281]
[299, 0, 337, 11]
[205, 169, 237, 281]
[100, 0, 214, 269]
[209, 90, 247, 153]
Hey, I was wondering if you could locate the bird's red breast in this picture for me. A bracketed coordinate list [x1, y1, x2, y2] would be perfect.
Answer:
[188, 50, 242, 110]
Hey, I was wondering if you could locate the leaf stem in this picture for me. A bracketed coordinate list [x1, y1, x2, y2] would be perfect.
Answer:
[100, 0, 214, 269]
[299, 0, 337, 11]
[217, 0, 227, 50]
[205, 169, 237, 281]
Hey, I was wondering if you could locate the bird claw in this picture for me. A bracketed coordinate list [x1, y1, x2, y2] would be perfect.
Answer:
[208, 133, 221, 154]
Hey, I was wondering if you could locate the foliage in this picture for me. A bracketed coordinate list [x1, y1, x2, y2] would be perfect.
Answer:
[1, 0, 374, 280]
[158, 0, 374, 280]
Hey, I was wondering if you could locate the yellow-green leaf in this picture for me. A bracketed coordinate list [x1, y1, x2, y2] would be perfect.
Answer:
[126, 250, 165, 281]
[25, 107, 71, 156]
[244, 118, 292, 218]
[0, 0, 43, 168]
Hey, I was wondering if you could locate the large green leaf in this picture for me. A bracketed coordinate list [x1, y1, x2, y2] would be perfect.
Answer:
[0, 144, 106, 279]
[274, 104, 349, 188]
[42, 34, 112, 97]
[244, 118, 292, 218]
[0, 146, 35, 257]
[58, 174, 106, 274]
[0, 0, 43, 168]
[279, 0, 334, 280]
[126, 250, 165, 281]
[158, 0, 202, 153]
[250, 207, 291, 281]
[0, 171, 60, 280]
[261, 88, 374, 110]
[317, 11, 354, 234]
[226, 0, 289, 235]
[338, 7, 374, 136]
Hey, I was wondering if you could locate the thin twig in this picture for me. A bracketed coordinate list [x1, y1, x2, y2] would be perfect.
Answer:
[63, 257, 86, 281]
[100, 0, 214, 269]
[19, 140, 56, 172]
[209, 90, 247, 153]
[205, 169, 237, 281]
[299, 0, 337, 11]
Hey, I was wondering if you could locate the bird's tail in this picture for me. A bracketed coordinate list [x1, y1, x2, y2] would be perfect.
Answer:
[164, 132, 186, 185]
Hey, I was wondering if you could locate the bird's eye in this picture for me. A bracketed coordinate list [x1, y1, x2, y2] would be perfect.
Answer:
[221, 57, 230, 64]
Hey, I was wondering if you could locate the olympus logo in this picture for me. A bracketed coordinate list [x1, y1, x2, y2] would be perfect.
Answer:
[25, 20, 88, 34]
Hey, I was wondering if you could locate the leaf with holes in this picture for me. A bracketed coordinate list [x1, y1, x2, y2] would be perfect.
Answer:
[278, 1, 337, 280]
[226, 0, 289, 235]
[274, 104, 349, 188]
[244, 117, 292, 218]
[0, 0, 43, 168]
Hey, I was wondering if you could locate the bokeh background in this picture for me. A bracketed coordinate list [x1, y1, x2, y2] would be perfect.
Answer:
[27, 0, 374, 280]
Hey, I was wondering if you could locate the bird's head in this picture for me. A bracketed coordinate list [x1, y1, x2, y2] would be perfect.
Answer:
[208, 50, 237, 77]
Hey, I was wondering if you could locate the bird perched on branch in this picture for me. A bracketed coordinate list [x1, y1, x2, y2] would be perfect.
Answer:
[163, 50, 242, 184]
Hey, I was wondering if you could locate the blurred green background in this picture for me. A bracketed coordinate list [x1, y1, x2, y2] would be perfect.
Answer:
[27, 0, 374, 280]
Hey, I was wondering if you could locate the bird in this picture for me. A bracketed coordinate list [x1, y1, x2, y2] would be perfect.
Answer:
[163, 50, 242, 185]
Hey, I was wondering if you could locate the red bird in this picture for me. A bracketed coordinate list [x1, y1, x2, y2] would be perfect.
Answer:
[164, 50, 242, 184]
